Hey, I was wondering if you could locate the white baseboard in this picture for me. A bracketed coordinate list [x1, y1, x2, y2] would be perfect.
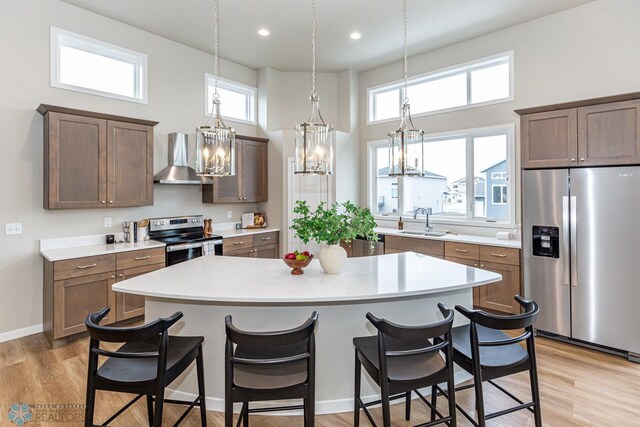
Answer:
[0, 323, 44, 344]
[166, 388, 399, 415]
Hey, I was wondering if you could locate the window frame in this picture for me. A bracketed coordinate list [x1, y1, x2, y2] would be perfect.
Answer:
[367, 123, 516, 228]
[204, 74, 257, 125]
[367, 51, 514, 124]
[50, 27, 148, 104]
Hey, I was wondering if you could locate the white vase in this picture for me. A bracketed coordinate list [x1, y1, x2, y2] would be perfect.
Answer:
[318, 244, 347, 275]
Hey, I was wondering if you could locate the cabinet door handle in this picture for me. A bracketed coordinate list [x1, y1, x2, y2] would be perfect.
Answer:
[454, 248, 469, 253]
[101, 201, 106, 204]
[571, 158, 576, 162]
[108, 200, 114, 204]
[480, 264, 484, 268]
[118, 273, 124, 278]
[77, 263, 97, 269]
[111, 275, 116, 279]
[473, 264, 478, 267]
[134, 255, 150, 260]
[580, 158, 585, 161]
[234, 241, 245, 245]
[261, 237, 271, 241]
[491, 252, 506, 258]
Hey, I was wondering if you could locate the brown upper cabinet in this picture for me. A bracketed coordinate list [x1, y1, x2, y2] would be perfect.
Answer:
[517, 93, 640, 169]
[38, 104, 157, 209]
[202, 135, 268, 204]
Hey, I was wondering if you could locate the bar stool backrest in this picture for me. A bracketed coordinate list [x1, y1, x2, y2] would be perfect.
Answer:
[456, 295, 539, 348]
[367, 303, 454, 362]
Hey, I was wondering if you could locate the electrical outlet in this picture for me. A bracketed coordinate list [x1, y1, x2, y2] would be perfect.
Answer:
[104, 217, 112, 227]
[5, 223, 22, 235]
[227, 210, 233, 219]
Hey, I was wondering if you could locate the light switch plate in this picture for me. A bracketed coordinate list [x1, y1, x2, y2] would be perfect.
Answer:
[227, 210, 232, 219]
[5, 223, 22, 235]
[104, 217, 112, 227]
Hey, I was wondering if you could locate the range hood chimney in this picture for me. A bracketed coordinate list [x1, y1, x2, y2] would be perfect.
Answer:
[154, 133, 212, 184]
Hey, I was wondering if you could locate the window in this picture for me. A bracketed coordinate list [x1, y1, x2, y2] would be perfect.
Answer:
[492, 185, 508, 204]
[369, 124, 514, 225]
[368, 52, 513, 123]
[492, 172, 507, 179]
[205, 74, 257, 124]
[50, 27, 147, 103]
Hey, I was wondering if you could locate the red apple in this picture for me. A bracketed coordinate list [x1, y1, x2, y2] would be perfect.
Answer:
[303, 251, 310, 257]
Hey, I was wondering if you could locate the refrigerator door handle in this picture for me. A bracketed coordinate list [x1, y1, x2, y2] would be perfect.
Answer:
[562, 196, 571, 287]
[570, 196, 578, 287]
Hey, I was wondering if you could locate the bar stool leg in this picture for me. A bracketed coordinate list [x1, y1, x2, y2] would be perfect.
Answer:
[380, 382, 391, 427]
[473, 375, 486, 427]
[196, 347, 207, 426]
[405, 391, 412, 421]
[242, 402, 249, 427]
[530, 365, 542, 426]
[430, 385, 437, 422]
[304, 399, 308, 427]
[154, 387, 165, 427]
[84, 387, 96, 427]
[354, 353, 361, 427]
[146, 395, 154, 426]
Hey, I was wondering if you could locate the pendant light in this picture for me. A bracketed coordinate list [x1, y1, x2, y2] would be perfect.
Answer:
[196, 0, 236, 177]
[388, 0, 424, 177]
[294, 0, 335, 175]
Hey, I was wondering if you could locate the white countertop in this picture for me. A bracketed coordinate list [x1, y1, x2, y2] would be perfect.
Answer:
[215, 227, 280, 238]
[41, 240, 166, 262]
[112, 251, 501, 305]
[376, 227, 521, 249]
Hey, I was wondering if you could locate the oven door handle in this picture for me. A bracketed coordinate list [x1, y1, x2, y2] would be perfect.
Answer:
[166, 242, 205, 252]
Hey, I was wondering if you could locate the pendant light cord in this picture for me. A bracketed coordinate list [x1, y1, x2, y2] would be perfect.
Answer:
[213, 0, 219, 99]
[311, 0, 317, 99]
[402, 0, 408, 105]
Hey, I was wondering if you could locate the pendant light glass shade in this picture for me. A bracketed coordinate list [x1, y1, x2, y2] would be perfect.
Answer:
[388, 0, 424, 177]
[196, 0, 235, 177]
[388, 100, 423, 176]
[196, 97, 236, 176]
[294, 0, 335, 175]
[295, 93, 334, 175]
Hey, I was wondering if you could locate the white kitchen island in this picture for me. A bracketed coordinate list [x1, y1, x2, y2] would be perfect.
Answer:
[112, 252, 501, 414]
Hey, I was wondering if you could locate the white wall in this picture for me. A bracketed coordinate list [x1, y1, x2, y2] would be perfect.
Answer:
[359, 0, 640, 235]
[0, 0, 263, 336]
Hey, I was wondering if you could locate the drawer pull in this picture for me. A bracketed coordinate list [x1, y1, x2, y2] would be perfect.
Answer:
[134, 255, 150, 260]
[454, 249, 469, 253]
[491, 252, 507, 258]
[77, 263, 97, 269]
[261, 237, 272, 241]
[234, 241, 245, 245]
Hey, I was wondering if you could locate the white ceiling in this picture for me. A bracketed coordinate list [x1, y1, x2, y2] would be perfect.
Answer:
[61, 0, 592, 72]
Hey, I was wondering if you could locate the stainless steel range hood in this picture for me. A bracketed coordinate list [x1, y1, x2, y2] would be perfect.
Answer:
[154, 133, 212, 184]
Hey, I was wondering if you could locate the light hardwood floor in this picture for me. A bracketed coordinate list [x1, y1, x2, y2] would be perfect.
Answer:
[1, 332, 640, 426]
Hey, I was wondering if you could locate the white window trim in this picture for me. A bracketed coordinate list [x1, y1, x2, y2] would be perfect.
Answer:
[492, 172, 507, 179]
[50, 27, 147, 104]
[492, 184, 508, 205]
[367, 51, 514, 125]
[204, 74, 257, 125]
[367, 123, 516, 229]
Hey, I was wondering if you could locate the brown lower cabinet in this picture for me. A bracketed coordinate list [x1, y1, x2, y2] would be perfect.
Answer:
[341, 239, 385, 257]
[384, 235, 444, 258]
[223, 231, 280, 258]
[43, 247, 165, 347]
[444, 241, 521, 314]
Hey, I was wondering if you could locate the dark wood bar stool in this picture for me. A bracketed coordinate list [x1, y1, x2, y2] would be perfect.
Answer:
[84, 307, 207, 427]
[224, 312, 319, 427]
[353, 303, 456, 427]
[450, 295, 541, 427]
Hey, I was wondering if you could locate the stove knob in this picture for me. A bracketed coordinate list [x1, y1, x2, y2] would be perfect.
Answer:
[154, 222, 159, 226]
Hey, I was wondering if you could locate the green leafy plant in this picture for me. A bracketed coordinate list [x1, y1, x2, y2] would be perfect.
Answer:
[291, 200, 379, 246]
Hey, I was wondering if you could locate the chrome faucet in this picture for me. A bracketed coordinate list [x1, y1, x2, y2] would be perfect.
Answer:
[413, 207, 432, 232]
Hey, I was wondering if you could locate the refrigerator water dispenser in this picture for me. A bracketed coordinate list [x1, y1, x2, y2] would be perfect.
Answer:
[532, 226, 559, 258]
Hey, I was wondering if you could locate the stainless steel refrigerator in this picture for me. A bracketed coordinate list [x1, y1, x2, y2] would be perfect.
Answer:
[523, 166, 640, 360]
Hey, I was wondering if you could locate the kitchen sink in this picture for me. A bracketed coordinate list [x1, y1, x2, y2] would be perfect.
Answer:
[400, 230, 447, 237]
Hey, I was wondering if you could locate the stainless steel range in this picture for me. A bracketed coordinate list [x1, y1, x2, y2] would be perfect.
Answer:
[149, 215, 223, 266]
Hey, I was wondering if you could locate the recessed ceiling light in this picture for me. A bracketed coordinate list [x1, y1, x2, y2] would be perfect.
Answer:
[258, 29, 270, 37]
[350, 32, 362, 40]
